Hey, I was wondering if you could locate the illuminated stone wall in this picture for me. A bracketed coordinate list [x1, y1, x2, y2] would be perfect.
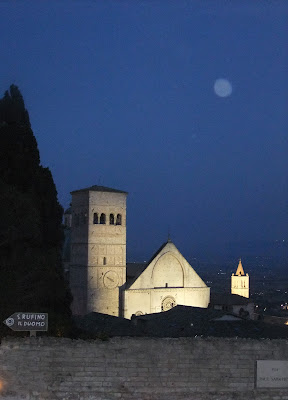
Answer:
[124, 287, 210, 318]
[124, 241, 210, 318]
[0, 337, 287, 400]
[231, 273, 249, 298]
[231, 260, 249, 298]
[69, 187, 210, 319]
[70, 188, 127, 316]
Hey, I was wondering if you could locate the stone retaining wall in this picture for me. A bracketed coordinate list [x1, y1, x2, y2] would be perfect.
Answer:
[0, 336, 287, 399]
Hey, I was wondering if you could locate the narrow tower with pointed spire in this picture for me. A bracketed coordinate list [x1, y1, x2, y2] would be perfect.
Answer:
[231, 259, 249, 298]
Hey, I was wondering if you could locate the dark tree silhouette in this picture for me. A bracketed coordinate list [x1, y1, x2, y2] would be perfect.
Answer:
[0, 85, 72, 337]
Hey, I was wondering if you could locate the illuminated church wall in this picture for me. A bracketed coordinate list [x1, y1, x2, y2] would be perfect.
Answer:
[69, 186, 210, 318]
[69, 186, 127, 316]
[123, 241, 210, 318]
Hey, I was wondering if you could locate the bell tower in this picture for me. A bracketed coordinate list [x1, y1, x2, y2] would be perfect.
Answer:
[231, 259, 249, 298]
[69, 185, 128, 316]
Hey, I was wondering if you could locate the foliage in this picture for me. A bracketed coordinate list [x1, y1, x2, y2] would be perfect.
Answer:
[0, 85, 72, 338]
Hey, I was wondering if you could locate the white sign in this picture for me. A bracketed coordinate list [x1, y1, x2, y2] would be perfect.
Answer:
[3, 312, 48, 331]
[257, 360, 288, 388]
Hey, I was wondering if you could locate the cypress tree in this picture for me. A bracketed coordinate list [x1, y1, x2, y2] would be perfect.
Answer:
[0, 85, 72, 337]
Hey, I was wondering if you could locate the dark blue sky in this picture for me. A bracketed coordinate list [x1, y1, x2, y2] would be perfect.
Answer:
[1, 1, 287, 260]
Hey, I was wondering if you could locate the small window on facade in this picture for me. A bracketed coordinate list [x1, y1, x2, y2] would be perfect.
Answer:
[110, 214, 114, 225]
[103, 257, 106, 265]
[93, 213, 98, 224]
[116, 214, 122, 225]
[100, 213, 106, 224]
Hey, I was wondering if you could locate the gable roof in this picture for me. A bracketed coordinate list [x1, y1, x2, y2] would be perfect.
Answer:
[71, 185, 128, 195]
[126, 262, 148, 288]
[127, 240, 207, 290]
[74, 305, 288, 338]
[146, 239, 171, 265]
[131, 305, 288, 338]
[125, 240, 174, 289]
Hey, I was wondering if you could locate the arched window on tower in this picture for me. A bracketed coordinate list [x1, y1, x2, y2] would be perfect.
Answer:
[100, 213, 106, 224]
[116, 214, 122, 225]
[93, 213, 98, 224]
[103, 257, 106, 265]
[109, 214, 114, 225]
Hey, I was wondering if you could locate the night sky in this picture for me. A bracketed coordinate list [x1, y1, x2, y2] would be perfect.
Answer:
[1, 1, 287, 261]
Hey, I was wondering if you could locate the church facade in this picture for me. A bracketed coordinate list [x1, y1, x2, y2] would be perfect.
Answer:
[67, 185, 210, 318]
[123, 240, 210, 318]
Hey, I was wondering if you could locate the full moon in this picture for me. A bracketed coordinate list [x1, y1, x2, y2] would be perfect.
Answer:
[214, 78, 232, 97]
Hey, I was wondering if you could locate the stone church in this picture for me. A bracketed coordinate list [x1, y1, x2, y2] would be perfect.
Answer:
[65, 185, 211, 318]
